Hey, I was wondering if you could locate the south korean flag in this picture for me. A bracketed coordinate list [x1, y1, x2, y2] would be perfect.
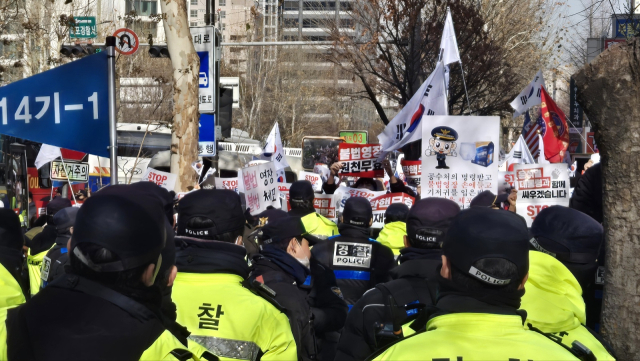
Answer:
[261, 122, 289, 175]
[510, 70, 546, 119]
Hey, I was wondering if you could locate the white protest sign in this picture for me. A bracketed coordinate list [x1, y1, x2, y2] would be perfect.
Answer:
[514, 163, 570, 226]
[313, 194, 337, 222]
[421, 116, 500, 209]
[332, 186, 386, 220]
[299, 171, 323, 192]
[498, 171, 516, 195]
[242, 162, 281, 215]
[142, 168, 177, 191]
[215, 177, 240, 193]
[370, 193, 416, 229]
[278, 183, 292, 210]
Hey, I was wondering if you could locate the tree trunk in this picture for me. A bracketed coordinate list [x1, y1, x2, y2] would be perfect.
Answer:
[573, 38, 640, 360]
[160, 0, 199, 191]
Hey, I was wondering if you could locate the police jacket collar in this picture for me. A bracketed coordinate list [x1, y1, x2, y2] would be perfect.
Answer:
[256, 245, 310, 285]
[175, 236, 249, 278]
[289, 207, 315, 218]
[337, 224, 371, 239]
[398, 247, 442, 263]
[391, 248, 442, 280]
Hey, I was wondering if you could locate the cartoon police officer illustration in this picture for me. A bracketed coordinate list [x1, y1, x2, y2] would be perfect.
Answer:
[426, 126, 458, 169]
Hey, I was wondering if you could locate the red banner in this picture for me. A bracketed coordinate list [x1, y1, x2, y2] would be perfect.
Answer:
[338, 143, 384, 178]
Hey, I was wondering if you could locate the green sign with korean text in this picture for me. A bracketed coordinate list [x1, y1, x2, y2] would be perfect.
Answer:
[70, 17, 97, 39]
[339, 130, 368, 144]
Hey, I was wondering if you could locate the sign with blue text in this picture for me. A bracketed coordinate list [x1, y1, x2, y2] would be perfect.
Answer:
[199, 113, 216, 157]
[0, 52, 109, 157]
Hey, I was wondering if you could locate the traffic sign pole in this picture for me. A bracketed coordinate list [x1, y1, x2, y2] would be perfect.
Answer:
[106, 36, 118, 184]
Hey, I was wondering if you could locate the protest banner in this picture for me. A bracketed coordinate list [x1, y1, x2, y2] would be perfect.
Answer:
[242, 162, 281, 214]
[142, 168, 177, 191]
[421, 116, 500, 208]
[313, 194, 336, 221]
[215, 177, 240, 193]
[370, 193, 416, 228]
[514, 163, 570, 226]
[278, 183, 292, 210]
[401, 158, 421, 187]
[332, 186, 386, 220]
[299, 171, 323, 192]
[498, 171, 516, 195]
[338, 143, 384, 178]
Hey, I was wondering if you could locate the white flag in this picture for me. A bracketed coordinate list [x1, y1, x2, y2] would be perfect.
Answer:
[537, 134, 550, 164]
[506, 135, 535, 169]
[510, 70, 546, 119]
[439, 9, 461, 65]
[378, 62, 448, 154]
[35, 144, 62, 169]
[261, 122, 289, 171]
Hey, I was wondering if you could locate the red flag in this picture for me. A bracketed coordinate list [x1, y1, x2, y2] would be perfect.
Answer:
[540, 86, 570, 163]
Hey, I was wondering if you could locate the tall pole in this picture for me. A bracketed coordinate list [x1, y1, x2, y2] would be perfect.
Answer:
[106, 36, 118, 185]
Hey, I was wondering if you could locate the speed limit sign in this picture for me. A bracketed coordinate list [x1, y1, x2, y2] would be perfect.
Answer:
[113, 28, 139, 55]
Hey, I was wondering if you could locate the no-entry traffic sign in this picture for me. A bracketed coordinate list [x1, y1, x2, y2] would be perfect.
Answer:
[113, 28, 139, 55]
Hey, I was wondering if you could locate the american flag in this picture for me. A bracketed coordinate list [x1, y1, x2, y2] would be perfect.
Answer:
[522, 110, 542, 158]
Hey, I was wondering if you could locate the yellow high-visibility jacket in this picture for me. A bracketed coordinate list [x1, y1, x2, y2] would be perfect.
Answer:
[374, 312, 579, 360]
[376, 222, 407, 256]
[301, 213, 338, 241]
[522, 251, 615, 361]
[27, 246, 52, 297]
[0, 264, 25, 310]
[172, 272, 297, 361]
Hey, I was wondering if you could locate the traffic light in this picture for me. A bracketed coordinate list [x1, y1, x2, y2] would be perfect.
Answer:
[60, 44, 105, 58]
[148, 45, 170, 58]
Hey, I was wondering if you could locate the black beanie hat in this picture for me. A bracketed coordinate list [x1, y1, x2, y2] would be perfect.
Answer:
[71, 193, 166, 273]
[290, 181, 315, 200]
[0, 209, 24, 250]
[342, 197, 373, 228]
[384, 203, 410, 224]
[406, 197, 460, 248]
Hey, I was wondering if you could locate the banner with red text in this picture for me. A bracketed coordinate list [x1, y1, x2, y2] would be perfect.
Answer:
[242, 162, 281, 214]
[370, 192, 416, 228]
[338, 143, 384, 178]
[142, 168, 177, 191]
[514, 163, 570, 226]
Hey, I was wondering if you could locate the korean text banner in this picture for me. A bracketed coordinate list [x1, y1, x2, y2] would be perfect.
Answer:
[242, 162, 281, 215]
[338, 143, 384, 178]
[514, 163, 570, 227]
[401, 159, 421, 187]
[0, 52, 109, 157]
[313, 194, 336, 222]
[370, 193, 415, 229]
[421, 116, 500, 208]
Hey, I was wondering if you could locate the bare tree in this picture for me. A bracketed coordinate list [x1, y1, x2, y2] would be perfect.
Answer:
[159, 0, 199, 191]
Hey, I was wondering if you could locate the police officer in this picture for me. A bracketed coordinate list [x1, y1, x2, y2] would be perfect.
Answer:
[39, 207, 79, 289]
[26, 196, 72, 296]
[244, 208, 289, 259]
[0, 209, 27, 309]
[311, 197, 395, 307]
[4, 189, 196, 360]
[335, 198, 459, 361]
[376, 203, 410, 256]
[524, 206, 615, 360]
[249, 216, 348, 361]
[288, 180, 338, 241]
[372, 208, 580, 361]
[172, 189, 298, 361]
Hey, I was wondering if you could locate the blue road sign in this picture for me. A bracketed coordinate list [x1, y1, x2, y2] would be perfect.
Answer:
[198, 51, 209, 88]
[0, 52, 109, 157]
[198, 114, 216, 157]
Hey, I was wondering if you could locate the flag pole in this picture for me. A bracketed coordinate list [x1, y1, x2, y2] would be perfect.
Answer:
[59, 156, 77, 204]
[445, 7, 473, 115]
